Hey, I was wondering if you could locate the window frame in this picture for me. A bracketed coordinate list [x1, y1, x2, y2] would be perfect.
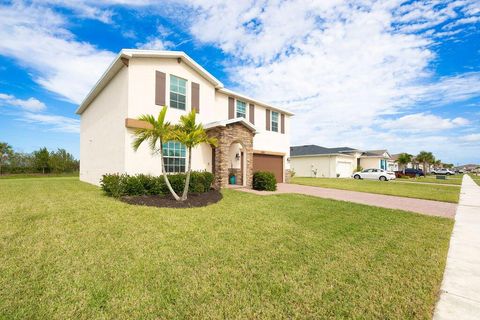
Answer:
[169, 75, 187, 111]
[271, 111, 279, 132]
[162, 141, 186, 173]
[236, 100, 247, 118]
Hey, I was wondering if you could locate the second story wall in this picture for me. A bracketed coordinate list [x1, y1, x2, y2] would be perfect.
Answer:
[214, 91, 290, 156]
[127, 57, 219, 125]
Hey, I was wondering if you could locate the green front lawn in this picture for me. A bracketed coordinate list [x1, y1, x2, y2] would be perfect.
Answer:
[396, 175, 463, 185]
[291, 177, 460, 203]
[469, 174, 480, 186]
[0, 177, 452, 319]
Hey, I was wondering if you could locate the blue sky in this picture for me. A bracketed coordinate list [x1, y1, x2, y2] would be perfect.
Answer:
[0, 0, 479, 165]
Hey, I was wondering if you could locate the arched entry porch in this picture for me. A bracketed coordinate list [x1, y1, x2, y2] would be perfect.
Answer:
[206, 119, 255, 188]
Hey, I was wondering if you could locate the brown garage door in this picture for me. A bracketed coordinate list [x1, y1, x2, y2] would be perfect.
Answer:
[253, 153, 283, 182]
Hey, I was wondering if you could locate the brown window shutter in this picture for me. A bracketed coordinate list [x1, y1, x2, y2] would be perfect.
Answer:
[266, 109, 270, 130]
[228, 97, 235, 119]
[281, 114, 285, 134]
[249, 103, 255, 124]
[155, 71, 166, 106]
[191, 82, 200, 113]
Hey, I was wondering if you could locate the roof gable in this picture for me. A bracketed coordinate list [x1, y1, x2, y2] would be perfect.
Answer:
[204, 118, 257, 133]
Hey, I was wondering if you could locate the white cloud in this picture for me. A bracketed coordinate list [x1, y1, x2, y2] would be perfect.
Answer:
[460, 133, 480, 142]
[0, 93, 46, 112]
[0, 3, 116, 104]
[379, 113, 470, 132]
[136, 38, 175, 50]
[20, 112, 80, 133]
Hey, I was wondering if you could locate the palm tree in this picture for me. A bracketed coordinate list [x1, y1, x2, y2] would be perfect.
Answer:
[397, 153, 412, 173]
[416, 151, 435, 174]
[174, 110, 218, 201]
[132, 106, 180, 201]
[0, 142, 14, 175]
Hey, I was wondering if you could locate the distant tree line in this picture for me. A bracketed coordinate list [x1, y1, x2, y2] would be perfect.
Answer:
[0, 142, 79, 175]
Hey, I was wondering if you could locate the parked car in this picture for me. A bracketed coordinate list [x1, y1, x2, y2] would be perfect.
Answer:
[397, 168, 425, 178]
[352, 168, 396, 181]
[431, 168, 455, 175]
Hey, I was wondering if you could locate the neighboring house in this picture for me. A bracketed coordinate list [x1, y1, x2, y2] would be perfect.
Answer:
[77, 49, 293, 188]
[290, 145, 393, 178]
[360, 149, 394, 171]
[455, 164, 480, 173]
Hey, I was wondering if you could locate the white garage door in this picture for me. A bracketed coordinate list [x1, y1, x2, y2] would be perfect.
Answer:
[336, 161, 352, 178]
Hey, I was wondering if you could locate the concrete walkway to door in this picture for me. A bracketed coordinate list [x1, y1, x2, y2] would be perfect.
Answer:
[434, 175, 480, 319]
[238, 183, 457, 218]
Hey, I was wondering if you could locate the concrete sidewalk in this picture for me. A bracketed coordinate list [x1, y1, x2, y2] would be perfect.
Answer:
[434, 175, 480, 319]
[238, 183, 457, 218]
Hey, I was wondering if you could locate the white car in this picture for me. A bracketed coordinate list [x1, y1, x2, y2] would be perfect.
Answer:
[431, 168, 455, 175]
[352, 168, 396, 181]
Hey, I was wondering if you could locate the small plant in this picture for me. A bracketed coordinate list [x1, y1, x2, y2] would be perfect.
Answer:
[290, 169, 296, 178]
[336, 173, 340, 178]
[355, 165, 363, 172]
[253, 171, 277, 191]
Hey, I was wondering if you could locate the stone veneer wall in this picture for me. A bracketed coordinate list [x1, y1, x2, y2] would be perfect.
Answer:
[284, 169, 292, 183]
[207, 123, 254, 188]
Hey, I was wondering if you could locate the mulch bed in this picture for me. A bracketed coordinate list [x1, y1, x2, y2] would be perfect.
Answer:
[120, 190, 223, 208]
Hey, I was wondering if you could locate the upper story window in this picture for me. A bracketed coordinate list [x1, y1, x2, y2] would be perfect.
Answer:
[162, 141, 186, 173]
[236, 100, 246, 118]
[170, 75, 186, 110]
[271, 111, 279, 132]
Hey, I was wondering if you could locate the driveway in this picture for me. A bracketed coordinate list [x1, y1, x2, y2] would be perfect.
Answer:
[434, 175, 480, 319]
[239, 183, 457, 218]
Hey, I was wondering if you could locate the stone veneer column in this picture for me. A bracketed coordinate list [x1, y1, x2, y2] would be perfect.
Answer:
[207, 123, 254, 189]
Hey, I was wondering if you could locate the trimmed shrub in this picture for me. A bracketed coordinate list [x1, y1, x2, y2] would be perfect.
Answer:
[100, 171, 214, 197]
[100, 173, 128, 198]
[124, 175, 146, 195]
[253, 171, 277, 191]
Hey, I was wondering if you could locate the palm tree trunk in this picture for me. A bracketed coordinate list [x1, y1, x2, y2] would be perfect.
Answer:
[159, 140, 180, 201]
[181, 147, 192, 201]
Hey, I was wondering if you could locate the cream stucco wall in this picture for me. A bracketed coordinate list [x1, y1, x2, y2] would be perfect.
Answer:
[291, 156, 336, 178]
[80, 67, 128, 185]
[360, 157, 382, 170]
[124, 57, 218, 174]
[291, 155, 355, 178]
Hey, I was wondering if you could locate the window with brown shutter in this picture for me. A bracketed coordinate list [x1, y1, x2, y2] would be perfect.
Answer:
[228, 97, 235, 119]
[191, 82, 200, 113]
[249, 103, 255, 124]
[155, 71, 166, 106]
[266, 109, 270, 130]
[281, 114, 285, 134]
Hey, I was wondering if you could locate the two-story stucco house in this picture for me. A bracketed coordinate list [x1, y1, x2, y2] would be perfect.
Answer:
[76, 50, 293, 188]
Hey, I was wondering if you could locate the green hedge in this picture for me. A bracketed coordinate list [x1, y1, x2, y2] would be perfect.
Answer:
[253, 171, 277, 191]
[100, 171, 214, 198]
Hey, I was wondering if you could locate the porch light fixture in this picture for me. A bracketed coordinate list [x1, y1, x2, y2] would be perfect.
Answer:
[287, 157, 290, 163]
[235, 153, 240, 160]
